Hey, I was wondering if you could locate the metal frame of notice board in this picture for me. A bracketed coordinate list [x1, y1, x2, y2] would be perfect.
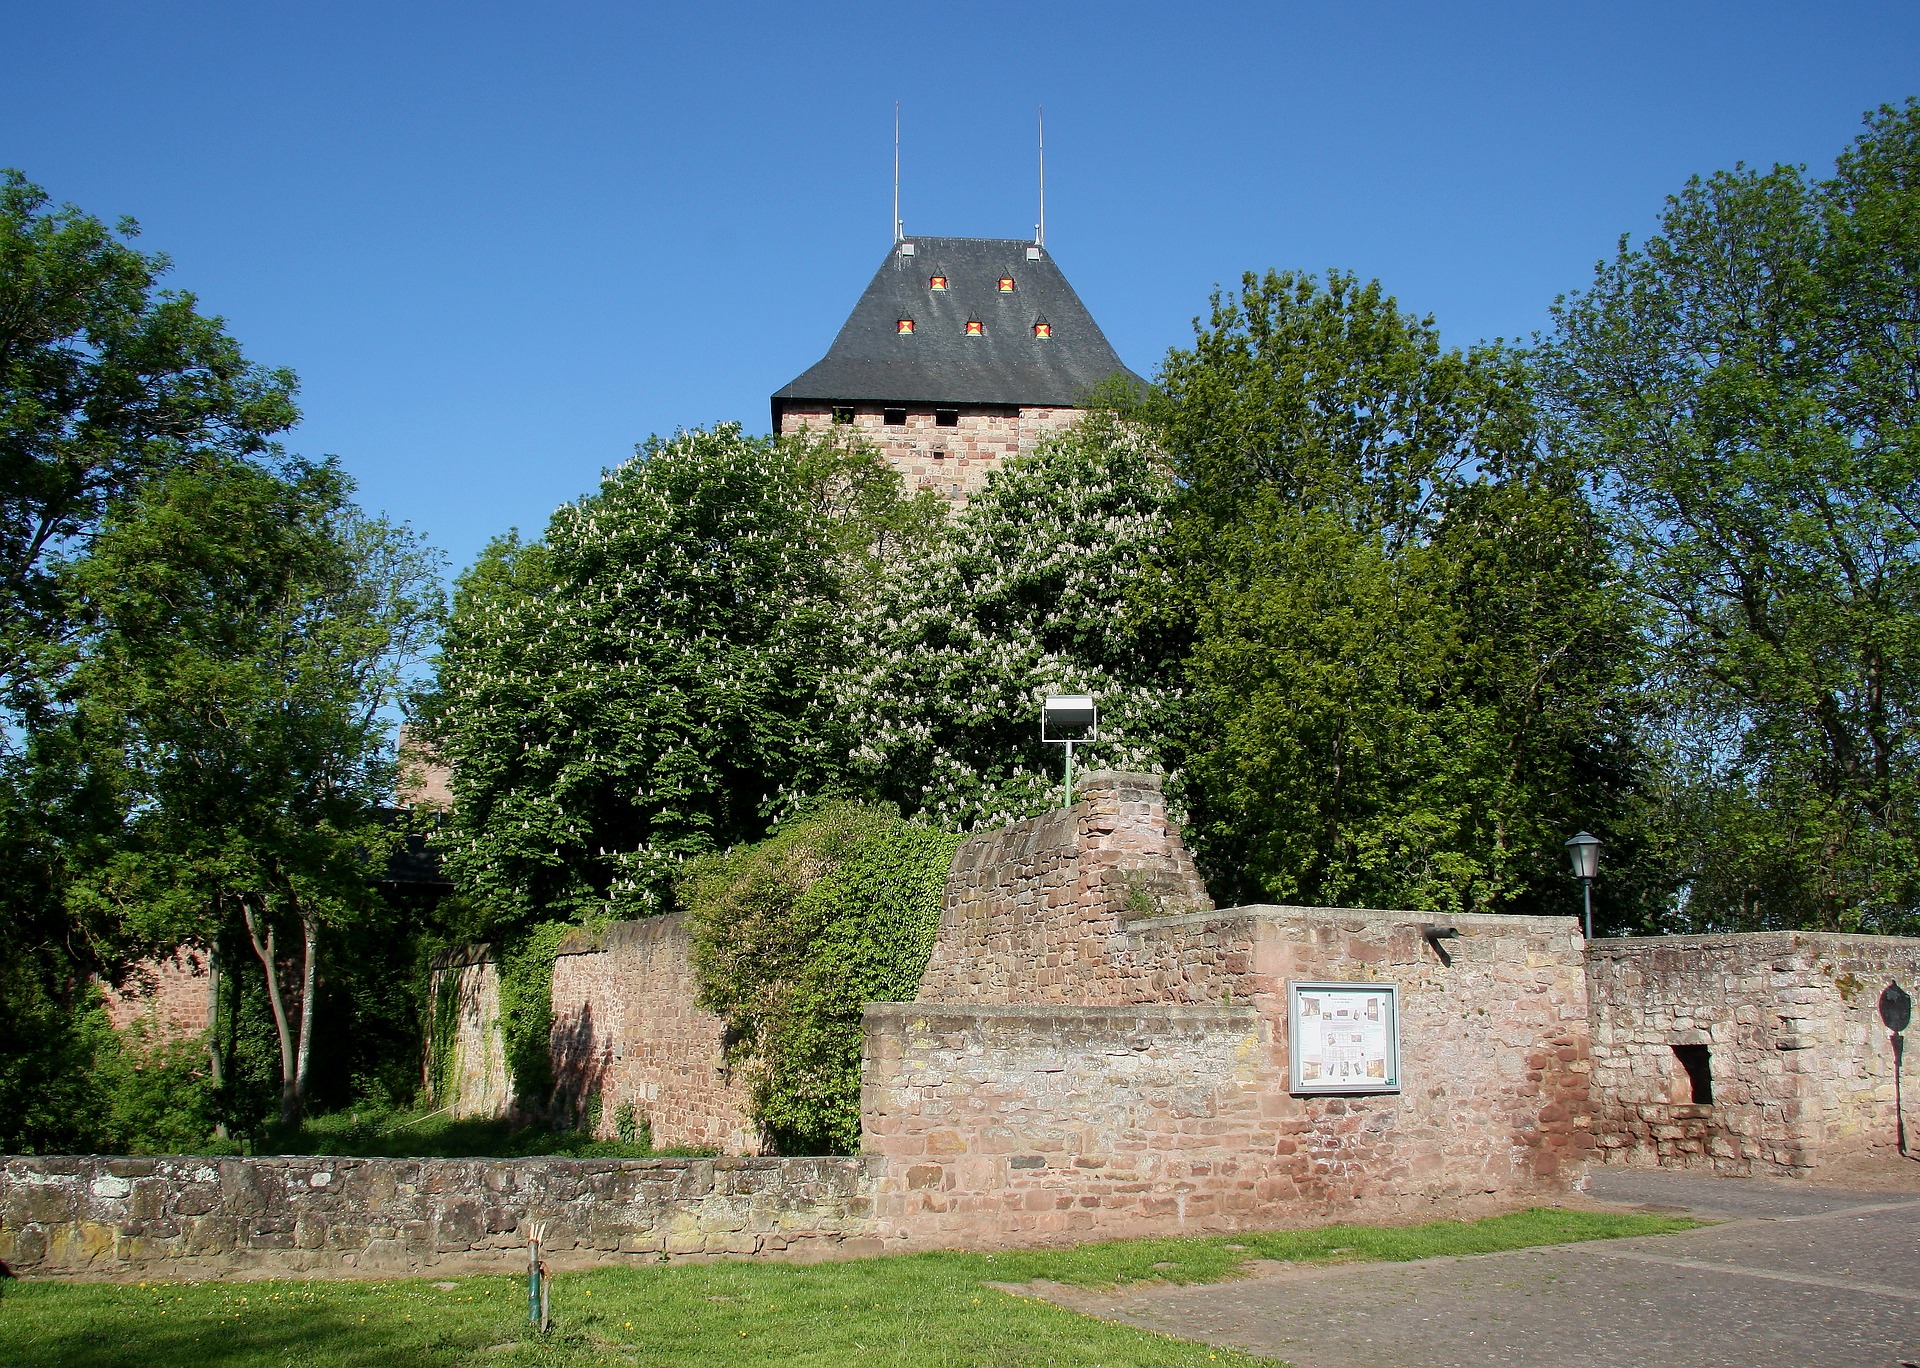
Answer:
[1287, 981, 1402, 1095]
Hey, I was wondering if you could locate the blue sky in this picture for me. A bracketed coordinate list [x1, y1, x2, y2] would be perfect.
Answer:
[5, 1, 1917, 576]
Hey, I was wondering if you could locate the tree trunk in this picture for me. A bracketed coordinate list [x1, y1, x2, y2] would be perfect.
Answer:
[241, 895, 301, 1127]
[293, 908, 318, 1122]
[205, 928, 229, 1140]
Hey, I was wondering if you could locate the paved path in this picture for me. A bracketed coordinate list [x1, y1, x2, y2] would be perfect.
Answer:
[1032, 1169, 1920, 1368]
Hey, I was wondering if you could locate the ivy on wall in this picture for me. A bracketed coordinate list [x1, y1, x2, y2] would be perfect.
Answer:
[425, 963, 465, 1106]
[684, 803, 961, 1154]
[496, 921, 575, 1106]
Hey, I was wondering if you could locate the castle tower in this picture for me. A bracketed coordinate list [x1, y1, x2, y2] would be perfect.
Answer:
[771, 237, 1143, 499]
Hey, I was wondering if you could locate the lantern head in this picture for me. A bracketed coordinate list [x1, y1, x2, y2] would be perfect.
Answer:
[1565, 831, 1602, 881]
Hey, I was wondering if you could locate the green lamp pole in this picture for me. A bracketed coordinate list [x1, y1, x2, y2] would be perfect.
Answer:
[1041, 695, 1098, 808]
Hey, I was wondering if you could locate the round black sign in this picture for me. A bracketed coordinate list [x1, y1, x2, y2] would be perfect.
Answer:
[1880, 981, 1912, 1035]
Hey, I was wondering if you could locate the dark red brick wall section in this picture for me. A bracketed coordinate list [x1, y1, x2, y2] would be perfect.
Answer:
[101, 948, 216, 1042]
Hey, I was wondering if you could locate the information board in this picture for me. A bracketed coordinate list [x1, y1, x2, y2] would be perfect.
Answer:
[1287, 981, 1400, 1094]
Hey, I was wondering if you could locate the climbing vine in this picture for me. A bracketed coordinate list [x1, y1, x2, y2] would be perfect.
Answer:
[426, 965, 464, 1105]
[496, 921, 575, 1105]
[684, 803, 961, 1154]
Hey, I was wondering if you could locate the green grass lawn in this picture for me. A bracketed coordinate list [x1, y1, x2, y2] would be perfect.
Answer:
[0, 1208, 1694, 1368]
[268, 1107, 709, 1160]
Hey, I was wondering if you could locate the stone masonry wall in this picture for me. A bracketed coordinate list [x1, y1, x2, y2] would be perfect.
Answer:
[0, 1154, 883, 1279]
[900, 771, 1594, 1233]
[866, 1003, 1308, 1246]
[549, 916, 757, 1153]
[1586, 933, 1920, 1176]
[779, 404, 1082, 499]
[424, 948, 510, 1120]
[102, 947, 215, 1043]
[916, 770, 1215, 1005]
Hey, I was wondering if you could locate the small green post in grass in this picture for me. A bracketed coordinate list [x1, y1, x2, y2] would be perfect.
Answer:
[527, 1220, 550, 1332]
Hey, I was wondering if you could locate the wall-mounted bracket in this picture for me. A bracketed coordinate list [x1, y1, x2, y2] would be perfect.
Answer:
[1420, 924, 1460, 966]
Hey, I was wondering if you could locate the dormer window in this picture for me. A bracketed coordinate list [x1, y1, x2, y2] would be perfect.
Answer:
[928, 275, 948, 291]
[1032, 320, 1052, 339]
[965, 320, 985, 336]
[998, 276, 1016, 293]
[896, 318, 915, 334]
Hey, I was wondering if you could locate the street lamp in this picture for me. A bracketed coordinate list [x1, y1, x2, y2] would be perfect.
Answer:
[1041, 694, 1098, 808]
[1565, 831, 1602, 939]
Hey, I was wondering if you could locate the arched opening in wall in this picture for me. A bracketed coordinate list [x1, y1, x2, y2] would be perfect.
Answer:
[1672, 1044, 1713, 1104]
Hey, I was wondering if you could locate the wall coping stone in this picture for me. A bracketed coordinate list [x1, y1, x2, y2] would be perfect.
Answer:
[865, 1001, 1259, 1026]
[1125, 903, 1581, 936]
[428, 944, 494, 970]
[553, 910, 697, 958]
[1070, 769, 1165, 791]
[1587, 930, 1920, 959]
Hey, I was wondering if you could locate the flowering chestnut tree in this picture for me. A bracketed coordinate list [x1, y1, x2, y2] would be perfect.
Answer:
[828, 413, 1184, 830]
[423, 425, 932, 930]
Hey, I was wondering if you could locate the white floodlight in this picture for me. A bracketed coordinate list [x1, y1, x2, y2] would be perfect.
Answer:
[1041, 694, 1098, 807]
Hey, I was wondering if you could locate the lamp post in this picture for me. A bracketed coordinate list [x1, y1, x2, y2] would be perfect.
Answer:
[1565, 831, 1602, 939]
[1041, 694, 1098, 808]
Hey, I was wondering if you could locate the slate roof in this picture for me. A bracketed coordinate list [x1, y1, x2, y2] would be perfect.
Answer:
[772, 237, 1145, 421]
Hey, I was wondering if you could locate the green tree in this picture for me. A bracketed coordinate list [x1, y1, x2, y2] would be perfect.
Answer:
[424, 424, 933, 936]
[0, 170, 298, 1144]
[1537, 99, 1920, 933]
[67, 457, 444, 1123]
[1150, 271, 1643, 915]
[0, 169, 297, 709]
[830, 414, 1182, 829]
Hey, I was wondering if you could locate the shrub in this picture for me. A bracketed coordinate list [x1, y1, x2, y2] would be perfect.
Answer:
[685, 802, 960, 1154]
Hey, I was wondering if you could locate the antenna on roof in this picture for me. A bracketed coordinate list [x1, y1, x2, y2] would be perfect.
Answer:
[1036, 106, 1046, 247]
[893, 102, 903, 243]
